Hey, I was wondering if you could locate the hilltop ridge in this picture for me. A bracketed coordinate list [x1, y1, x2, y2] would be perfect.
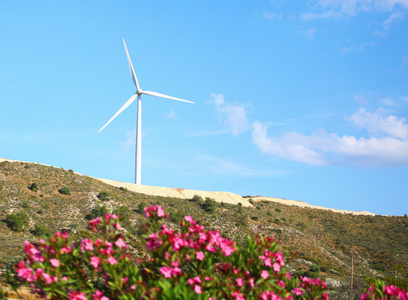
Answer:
[0, 157, 375, 215]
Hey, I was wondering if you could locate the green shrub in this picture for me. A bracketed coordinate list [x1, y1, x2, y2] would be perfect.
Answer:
[266, 211, 272, 216]
[237, 202, 242, 206]
[32, 223, 50, 237]
[59, 186, 71, 195]
[119, 187, 128, 192]
[5, 212, 28, 232]
[251, 216, 259, 221]
[138, 202, 146, 213]
[249, 198, 255, 205]
[202, 198, 216, 213]
[86, 205, 109, 220]
[310, 264, 320, 273]
[190, 195, 203, 202]
[275, 208, 281, 213]
[22, 200, 30, 209]
[98, 191, 111, 201]
[29, 182, 39, 192]
[68, 169, 74, 173]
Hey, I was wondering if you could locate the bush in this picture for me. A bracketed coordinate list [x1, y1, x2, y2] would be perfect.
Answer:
[251, 216, 259, 221]
[85, 205, 109, 220]
[59, 186, 71, 195]
[275, 208, 281, 213]
[22, 200, 30, 209]
[32, 223, 50, 237]
[190, 194, 203, 202]
[5, 212, 28, 232]
[137, 202, 146, 213]
[310, 264, 320, 273]
[201, 197, 216, 213]
[29, 182, 39, 192]
[98, 191, 111, 201]
[8, 206, 408, 300]
[249, 198, 255, 205]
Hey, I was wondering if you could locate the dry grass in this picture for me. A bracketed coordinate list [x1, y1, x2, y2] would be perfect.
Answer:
[0, 284, 40, 300]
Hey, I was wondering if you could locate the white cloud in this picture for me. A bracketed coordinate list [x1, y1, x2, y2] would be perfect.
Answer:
[301, 10, 340, 20]
[263, 12, 283, 20]
[196, 155, 282, 177]
[166, 108, 176, 119]
[252, 108, 408, 167]
[119, 130, 136, 151]
[313, 0, 408, 14]
[302, 0, 408, 20]
[304, 28, 317, 41]
[349, 108, 408, 139]
[383, 10, 404, 29]
[184, 129, 229, 138]
[210, 93, 251, 136]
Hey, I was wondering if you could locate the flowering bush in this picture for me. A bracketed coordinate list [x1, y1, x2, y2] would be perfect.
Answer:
[7, 204, 406, 299]
[361, 279, 408, 300]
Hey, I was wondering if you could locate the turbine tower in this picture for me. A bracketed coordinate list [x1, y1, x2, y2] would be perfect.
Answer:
[99, 39, 195, 184]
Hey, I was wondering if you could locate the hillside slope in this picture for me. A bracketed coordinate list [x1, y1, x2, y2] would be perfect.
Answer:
[0, 159, 407, 294]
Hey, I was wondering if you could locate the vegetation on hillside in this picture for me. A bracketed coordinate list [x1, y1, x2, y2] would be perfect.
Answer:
[0, 160, 407, 297]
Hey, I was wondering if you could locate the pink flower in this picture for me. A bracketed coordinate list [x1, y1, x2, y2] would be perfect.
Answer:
[69, 290, 86, 300]
[50, 258, 60, 267]
[292, 287, 304, 296]
[273, 262, 281, 272]
[40, 272, 53, 285]
[157, 206, 165, 217]
[107, 256, 117, 265]
[115, 237, 127, 248]
[160, 266, 173, 278]
[194, 285, 202, 294]
[60, 247, 71, 254]
[62, 276, 68, 281]
[131, 284, 137, 290]
[231, 291, 245, 300]
[261, 270, 269, 279]
[92, 290, 109, 300]
[236, 278, 244, 287]
[171, 260, 179, 267]
[90, 256, 101, 268]
[113, 222, 122, 230]
[80, 239, 94, 252]
[275, 252, 285, 266]
[184, 216, 194, 223]
[196, 251, 205, 261]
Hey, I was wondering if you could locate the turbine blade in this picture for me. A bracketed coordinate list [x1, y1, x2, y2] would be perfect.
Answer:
[143, 90, 195, 104]
[123, 39, 140, 91]
[98, 94, 137, 133]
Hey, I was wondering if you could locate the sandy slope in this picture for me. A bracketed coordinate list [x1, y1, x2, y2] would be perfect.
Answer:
[96, 178, 251, 207]
[0, 157, 375, 215]
[251, 196, 375, 216]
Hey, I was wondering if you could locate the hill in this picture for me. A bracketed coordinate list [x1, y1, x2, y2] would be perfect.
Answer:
[0, 159, 407, 296]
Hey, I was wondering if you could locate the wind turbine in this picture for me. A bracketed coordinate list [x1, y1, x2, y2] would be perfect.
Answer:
[99, 39, 195, 185]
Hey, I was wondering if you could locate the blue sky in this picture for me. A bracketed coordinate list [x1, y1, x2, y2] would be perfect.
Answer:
[1, 1, 407, 215]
